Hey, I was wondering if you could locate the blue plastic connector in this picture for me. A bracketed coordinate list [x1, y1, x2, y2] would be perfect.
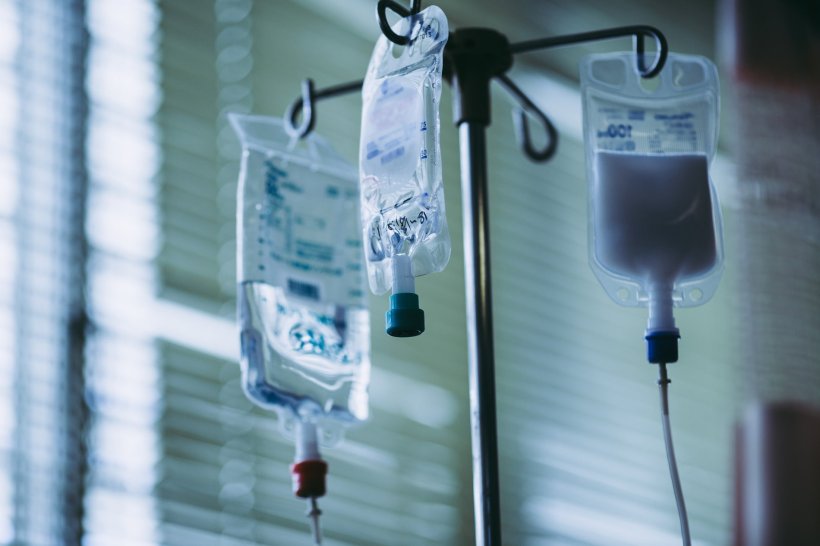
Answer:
[385, 293, 425, 337]
[645, 329, 680, 363]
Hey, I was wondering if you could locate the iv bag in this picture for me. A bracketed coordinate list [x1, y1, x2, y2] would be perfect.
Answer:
[230, 114, 370, 434]
[359, 5, 450, 336]
[580, 52, 724, 315]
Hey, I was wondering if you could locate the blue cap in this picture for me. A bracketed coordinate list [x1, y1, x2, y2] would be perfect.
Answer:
[645, 330, 680, 363]
[386, 293, 425, 337]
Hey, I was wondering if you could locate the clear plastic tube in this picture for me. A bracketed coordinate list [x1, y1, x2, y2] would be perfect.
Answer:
[306, 497, 322, 545]
[658, 364, 692, 546]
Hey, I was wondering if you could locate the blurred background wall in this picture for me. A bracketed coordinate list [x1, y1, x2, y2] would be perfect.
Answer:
[0, 0, 817, 545]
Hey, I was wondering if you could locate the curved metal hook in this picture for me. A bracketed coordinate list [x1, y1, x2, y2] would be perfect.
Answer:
[283, 79, 363, 139]
[284, 78, 315, 139]
[377, 0, 421, 45]
[632, 25, 668, 78]
[496, 74, 558, 163]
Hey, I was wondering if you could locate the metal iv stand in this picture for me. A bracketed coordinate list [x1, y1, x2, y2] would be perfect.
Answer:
[284, 2, 668, 544]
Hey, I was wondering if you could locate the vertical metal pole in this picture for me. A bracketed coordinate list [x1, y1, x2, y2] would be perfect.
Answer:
[447, 27, 511, 545]
[459, 122, 502, 546]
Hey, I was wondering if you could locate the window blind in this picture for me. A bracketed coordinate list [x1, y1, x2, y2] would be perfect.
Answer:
[0, 1, 20, 540]
[2, 1, 90, 544]
[83, 0, 162, 544]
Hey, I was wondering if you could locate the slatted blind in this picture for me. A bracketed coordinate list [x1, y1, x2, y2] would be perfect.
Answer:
[83, 0, 162, 544]
[0, 2, 19, 540]
[1, 1, 89, 544]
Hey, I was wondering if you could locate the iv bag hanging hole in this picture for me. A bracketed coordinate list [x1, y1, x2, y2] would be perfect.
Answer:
[638, 75, 661, 93]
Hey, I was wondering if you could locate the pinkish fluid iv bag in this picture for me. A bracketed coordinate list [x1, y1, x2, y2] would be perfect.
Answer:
[581, 52, 724, 361]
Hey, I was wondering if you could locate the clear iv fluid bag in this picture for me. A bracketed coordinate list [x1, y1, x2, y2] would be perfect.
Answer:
[581, 52, 724, 310]
[231, 114, 370, 425]
[360, 5, 450, 295]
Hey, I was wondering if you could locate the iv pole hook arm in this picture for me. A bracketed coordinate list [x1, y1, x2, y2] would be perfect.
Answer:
[509, 24, 669, 78]
[283, 0, 423, 139]
[495, 73, 558, 162]
[284, 78, 364, 139]
[284, 78, 316, 139]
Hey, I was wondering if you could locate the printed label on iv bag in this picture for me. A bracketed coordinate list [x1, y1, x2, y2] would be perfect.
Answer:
[240, 152, 364, 307]
[590, 99, 712, 154]
[360, 15, 446, 185]
[362, 78, 424, 183]
[582, 53, 720, 157]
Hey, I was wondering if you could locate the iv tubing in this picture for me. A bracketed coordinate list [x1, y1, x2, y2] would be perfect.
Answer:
[657, 363, 692, 546]
[307, 497, 322, 545]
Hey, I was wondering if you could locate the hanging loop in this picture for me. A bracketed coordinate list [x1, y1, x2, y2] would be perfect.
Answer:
[377, 0, 421, 45]
[496, 74, 558, 162]
[284, 78, 316, 139]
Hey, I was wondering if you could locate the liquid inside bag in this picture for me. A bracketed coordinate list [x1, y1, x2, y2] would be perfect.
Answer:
[594, 152, 716, 286]
[580, 52, 724, 309]
[231, 114, 370, 427]
[359, 5, 450, 295]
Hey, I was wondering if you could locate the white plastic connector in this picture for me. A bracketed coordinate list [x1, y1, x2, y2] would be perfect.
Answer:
[295, 420, 321, 463]
[647, 284, 677, 334]
[391, 253, 415, 295]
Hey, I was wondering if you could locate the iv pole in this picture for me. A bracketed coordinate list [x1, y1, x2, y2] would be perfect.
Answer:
[285, 3, 668, 544]
[447, 29, 512, 544]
